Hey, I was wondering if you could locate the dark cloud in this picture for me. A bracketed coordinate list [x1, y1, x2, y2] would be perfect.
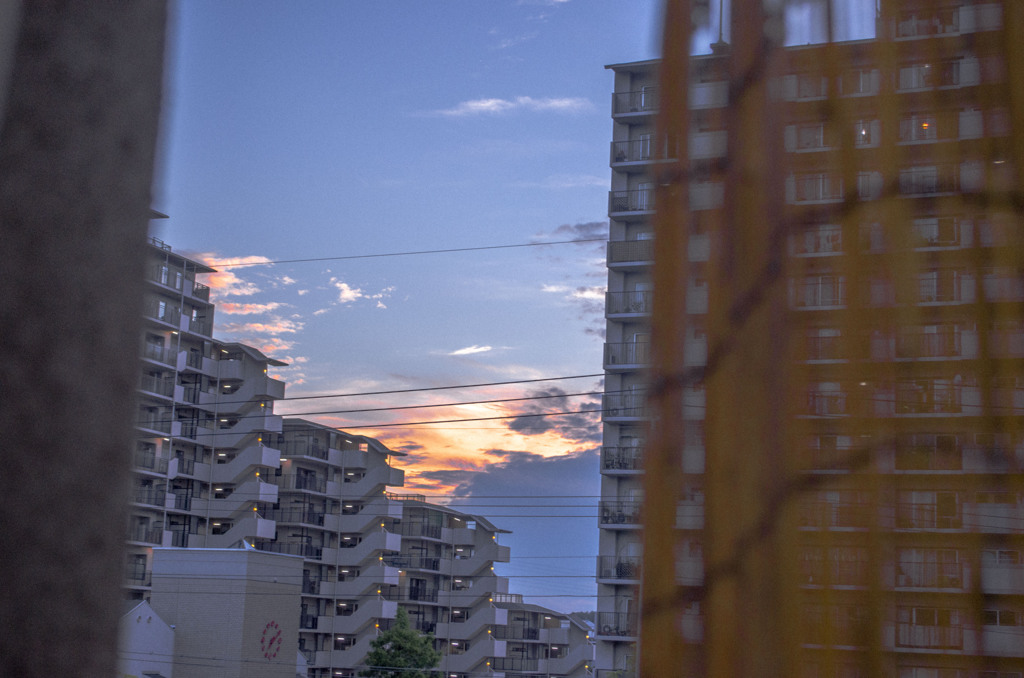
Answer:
[505, 387, 602, 443]
[392, 439, 425, 453]
[548, 220, 607, 242]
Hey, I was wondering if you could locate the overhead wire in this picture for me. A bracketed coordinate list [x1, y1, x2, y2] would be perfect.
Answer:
[207, 238, 608, 269]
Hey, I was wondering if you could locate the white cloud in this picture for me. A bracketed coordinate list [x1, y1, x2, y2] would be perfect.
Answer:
[332, 280, 364, 304]
[435, 96, 591, 117]
[449, 345, 493, 356]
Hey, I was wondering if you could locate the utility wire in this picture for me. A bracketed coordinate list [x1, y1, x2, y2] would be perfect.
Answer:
[211, 238, 607, 268]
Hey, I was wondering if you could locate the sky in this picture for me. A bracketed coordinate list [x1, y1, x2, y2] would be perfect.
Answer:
[152, 0, 876, 613]
[153, 0, 663, 613]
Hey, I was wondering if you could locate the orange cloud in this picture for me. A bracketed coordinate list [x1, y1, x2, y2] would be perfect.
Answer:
[218, 302, 283, 315]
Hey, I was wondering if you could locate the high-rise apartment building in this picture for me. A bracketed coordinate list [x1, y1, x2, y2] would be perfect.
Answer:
[130, 237, 288, 596]
[599, 2, 1020, 676]
[132, 239, 591, 678]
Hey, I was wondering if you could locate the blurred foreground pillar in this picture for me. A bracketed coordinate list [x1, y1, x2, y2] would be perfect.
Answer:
[0, 2, 166, 677]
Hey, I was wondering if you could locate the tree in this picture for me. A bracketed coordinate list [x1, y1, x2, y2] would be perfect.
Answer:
[361, 607, 441, 678]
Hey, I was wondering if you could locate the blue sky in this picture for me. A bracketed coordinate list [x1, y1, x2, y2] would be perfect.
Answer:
[153, 0, 663, 612]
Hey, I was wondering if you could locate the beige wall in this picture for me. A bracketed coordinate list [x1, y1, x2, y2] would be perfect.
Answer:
[151, 549, 302, 678]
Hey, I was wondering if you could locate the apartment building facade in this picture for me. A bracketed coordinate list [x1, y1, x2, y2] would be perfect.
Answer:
[599, 2, 1021, 676]
[132, 240, 589, 678]
[130, 237, 288, 597]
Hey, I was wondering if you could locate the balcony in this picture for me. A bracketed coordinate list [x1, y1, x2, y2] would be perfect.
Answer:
[604, 341, 651, 371]
[599, 500, 642, 528]
[608, 189, 654, 218]
[606, 290, 652, 318]
[895, 623, 963, 650]
[607, 239, 654, 270]
[139, 373, 174, 398]
[611, 87, 658, 117]
[602, 445, 643, 473]
[895, 561, 964, 589]
[126, 526, 164, 545]
[597, 555, 641, 583]
[382, 554, 441, 572]
[602, 392, 649, 422]
[132, 487, 166, 507]
[595, 612, 637, 639]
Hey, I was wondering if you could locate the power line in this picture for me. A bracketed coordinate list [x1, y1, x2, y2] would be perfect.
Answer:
[202, 373, 604, 407]
[211, 238, 607, 269]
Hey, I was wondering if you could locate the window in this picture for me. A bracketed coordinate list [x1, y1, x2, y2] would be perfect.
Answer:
[901, 114, 938, 142]
[900, 165, 942, 194]
[918, 270, 961, 303]
[912, 217, 959, 246]
[798, 275, 845, 308]
[843, 69, 876, 95]
[797, 124, 827, 150]
[896, 607, 963, 649]
[794, 224, 841, 255]
[795, 173, 842, 202]
[897, 491, 961, 528]
[895, 433, 962, 470]
[854, 120, 873, 145]
[797, 73, 827, 99]
[982, 609, 1019, 626]
[896, 548, 961, 587]
[899, 63, 934, 90]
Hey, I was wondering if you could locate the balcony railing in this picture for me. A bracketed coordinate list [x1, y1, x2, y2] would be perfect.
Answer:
[606, 290, 653, 316]
[597, 555, 642, 580]
[492, 658, 539, 672]
[492, 626, 540, 640]
[596, 612, 638, 637]
[896, 561, 963, 588]
[605, 341, 651, 367]
[612, 87, 659, 115]
[256, 541, 323, 559]
[133, 487, 166, 507]
[263, 508, 325, 526]
[602, 446, 643, 471]
[607, 239, 654, 266]
[382, 554, 441, 571]
[600, 500, 642, 526]
[139, 373, 174, 396]
[278, 438, 329, 460]
[609, 189, 654, 214]
[603, 393, 649, 420]
[127, 527, 163, 544]
[392, 521, 443, 539]
[142, 342, 175, 365]
[896, 623, 963, 649]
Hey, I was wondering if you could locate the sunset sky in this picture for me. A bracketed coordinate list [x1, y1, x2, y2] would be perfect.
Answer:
[151, 0, 876, 612]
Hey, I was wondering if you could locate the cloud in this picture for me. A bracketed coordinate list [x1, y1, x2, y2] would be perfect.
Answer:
[449, 345, 493, 356]
[547, 220, 608, 241]
[279, 276, 296, 285]
[333, 280, 363, 303]
[218, 317, 304, 335]
[505, 386, 602, 438]
[218, 302, 283, 315]
[435, 96, 592, 117]
[197, 254, 273, 297]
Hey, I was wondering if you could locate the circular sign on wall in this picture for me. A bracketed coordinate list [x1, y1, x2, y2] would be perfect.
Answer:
[260, 620, 283, 660]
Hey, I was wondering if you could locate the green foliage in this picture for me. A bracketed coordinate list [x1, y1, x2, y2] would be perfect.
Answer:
[360, 607, 441, 678]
